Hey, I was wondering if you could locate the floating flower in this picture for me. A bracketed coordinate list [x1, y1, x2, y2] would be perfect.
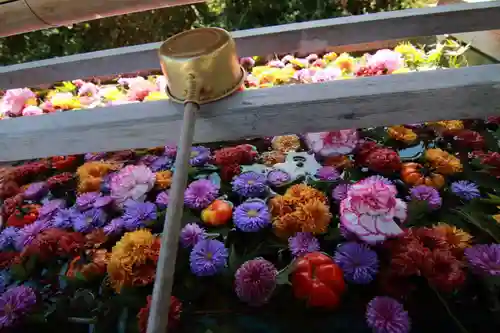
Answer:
[21, 105, 43, 116]
[367, 49, 404, 73]
[122, 201, 157, 231]
[288, 232, 320, 257]
[271, 135, 301, 152]
[103, 218, 126, 236]
[450, 180, 480, 201]
[428, 120, 464, 131]
[107, 229, 160, 292]
[15, 220, 49, 251]
[261, 151, 286, 166]
[340, 177, 407, 244]
[6, 204, 40, 228]
[137, 295, 182, 333]
[77, 161, 120, 193]
[76, 192, 100, 211]
[189, 239, 228, 276]
[305, 129, 359, 157]
[357, 142, 402, 174]
[315, 166, 340, 181]
[234, 199, 271, 232]
[190, 146, 211, 166]
[332, 183, 351, 202]
[0, 227, 18, 251]
[0, 88, 36, 117]
[155, 170, 173, 190]
[232, 171, 268, 197]
[110, 165, 155, 204]
[73, 208, 108, 233]
[465, 244, 500, 276]
[334, 242, 379, 284]
[0, 285, 37, 329]
[156, 191, 169, 209]
[366, 296, 410, 333]
[180, 223, 206, 248]
[425, 148, 463, 175]
[22, 181, 48, 200]
[387, 125, 417, 144]
[267, 169, 292, 187]
[408, 185, 442, 210]
[235, 258, 278, 306]
[52, 207, 80, 229]
[432, 223, 472, 255]
[184, 179, 219, 210]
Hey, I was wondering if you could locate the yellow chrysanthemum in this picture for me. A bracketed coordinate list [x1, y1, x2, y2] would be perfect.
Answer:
[433, 223, 472, 254]
[76, 161, 120, 193]
[333, 53, 355, 73]
[144, 91, 169, 101]
[387, 125, 418, 144]
[51, 93, 82, 110]
[107, 229, 160, 293]
[271, 135, 301, 153]
[323, 52, 338, 63]
[427, 120, 464, 131]
[424, 148, 463, 175]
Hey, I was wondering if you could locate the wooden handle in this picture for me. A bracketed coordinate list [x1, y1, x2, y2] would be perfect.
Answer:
[146, 101, 198, 333]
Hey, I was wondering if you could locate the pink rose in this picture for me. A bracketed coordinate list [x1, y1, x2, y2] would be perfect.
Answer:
[367, 49, 404, 74]
[305, 129, 359, 157]
[1, 88, 36, 117]
[22, 105, 44, 116]
[340, 177, 407, 244]
[110, 165, 156, 204]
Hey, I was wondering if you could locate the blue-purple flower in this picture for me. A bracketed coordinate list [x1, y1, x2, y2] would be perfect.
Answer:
[15, 220, 48, 251]
[180, 223, 206, 248]
[122, 201, 157, 231]
[315, 166, 340, 181]
[465, 244, 500, 276]
[0, 285, 37, 329]
[156, 191, 169, 209]
[38, 199, 66, 223]
[288, 232, 320, 257]
[93, 195, 114, 208]
[23, 182, 48, 200]
[408, 185, 442, 210]
[150, 155, 174, 172]
[235, 258, 278, 306]
[332, 183, 351, 202]
[52, 207, 80, 229]
[189, 239, 228, 276]
[233, 199, 271, 232]
[72, 208, 107, 233]
[267, 169, 291, 187]
[334, 242, 379, 284]
[184, 179, 219, 210]
[0, 227, 18, 251]
[366, 296, 411, 333]
[76, 192, 100, 211]
[190, 146, 211, 166]
[451, 180, 480, 201]
[103, 218, 126, 236]
[232, 171, 268, 197]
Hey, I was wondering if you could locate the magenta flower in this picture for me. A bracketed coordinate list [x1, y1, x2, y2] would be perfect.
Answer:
[235, 258, 278, 306]
[184, 179, 219, 210]
[465, 244, 500, 276]
[0, 88, 36, 117]
[288, 232, 320, 257]
[180, 223, 206, 248]
[110, 165, 155, 205]
[332, 183, 351, 202]
[340, 177, 407, 244]
[0, 285, 37, 329]
[366, 296, 410, 333]
[367, 49, 404, 73]
[305, 129, 359, 157]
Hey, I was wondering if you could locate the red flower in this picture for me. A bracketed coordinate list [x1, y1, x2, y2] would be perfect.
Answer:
[0, 180, 20, 200]
[213, 144, 257, 166]
[51, 155, 78, 170]
[137, 295, 182, 333]
[220, 164, 241, 182]
[355, 64, 388, 77]
[472, 151, 500, 177]
[443, 129, 485, 150]
[0, 252, 20, 269]
[22, 229, 85, 260]
[85, 229, 108, 249]
[487, 116, 500, 125]
[421, 249, 465, 292]
[356, 142, 401, 173]
[46, 172, 75, 190]
[14, 161, 50, 182]
[2, 194, 24, 220]
[6, 204, 40, 228]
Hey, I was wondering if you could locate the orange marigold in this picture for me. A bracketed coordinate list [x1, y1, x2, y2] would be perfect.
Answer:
[283, 184, 328, 205]
[387, 125, 418, 144]
[76, 161, 119, 193]
[424, 148, 463, 175]
[107, 229, 160, 293]
[155, 170, 173, 189]
[432, 223, 472, 256]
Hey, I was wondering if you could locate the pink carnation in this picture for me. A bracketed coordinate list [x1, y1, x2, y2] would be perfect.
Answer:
[22, 105, 44, 116]
[1, 88, 36, 117]
[366, 49, 404, 73]
[110, 165, 156, 204]
[305, 129, 359, 157]
[311, 67, 341, 83]
[340, 177, 407, 244]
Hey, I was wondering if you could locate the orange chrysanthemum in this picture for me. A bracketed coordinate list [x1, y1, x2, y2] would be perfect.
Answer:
[67, 249, 109, 280]
[155, 170, 173, 190]
[107, 229, 160, 293]
[432, 223, 472, 255]
[271, 135, 301, 153]
[270, 184, 332, 237]
[387, 125, 418, 144]
[427, 120, 464, 132]
[76, 161, 120, 193]
[424, 148, 463, 175]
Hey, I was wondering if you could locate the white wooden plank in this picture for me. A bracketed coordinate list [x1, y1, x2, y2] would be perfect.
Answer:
[1, 2, 500, 89]
[0, 64, 499, 162]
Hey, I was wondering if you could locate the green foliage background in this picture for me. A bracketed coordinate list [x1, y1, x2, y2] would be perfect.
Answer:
[0, 0, 431, 66]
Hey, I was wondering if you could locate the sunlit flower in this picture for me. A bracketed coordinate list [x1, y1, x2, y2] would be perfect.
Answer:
[271, 135, 301, 153]
[333, 53, 355, 72]
[428, 120, 464, 131]
[184, 179, 219, 209]
[305, 129, 359, 157]
[110, 165, 155, 204]
[0, 88, 36, 117]
[387, 125, 417, 144]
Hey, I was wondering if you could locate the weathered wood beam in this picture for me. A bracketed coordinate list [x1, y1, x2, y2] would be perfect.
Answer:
[1, 64, 499, 162]
[1, 2, 500, 89]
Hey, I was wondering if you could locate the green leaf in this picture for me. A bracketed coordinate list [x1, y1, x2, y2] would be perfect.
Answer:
[405, 200, 430, 226]
[10, 264, 28, 281]
[453, 207, 500, 243]
[276, 260, 296, 285]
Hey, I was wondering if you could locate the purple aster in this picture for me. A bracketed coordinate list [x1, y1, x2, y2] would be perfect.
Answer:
[184, 179, 219, 210]
[315, 166, 340, 181]
[332, 183, 351, 202]
[0, 285, 37, 329]
[267, 169, 291, 187]
[122, 201, 157, 231]
[52, 207, 80, 229]
[233, 199, 271, 232]
[189, 239, 228, 276]
[288, 232, 320, 257]
[72, 208, 107, 233]
[231, 172, 268, 197]
[103, 218, 126, 236]
[465, 244, 500, 276]
[93, 195, 113, 209]
[366, 296, 411, 333]
[334, 242, 379, 284]
[23, 182, 48, 200]
[180, 223, 206, 248]
[189, 146, 211, 166]
[408, 185, 442, 210]
[451, 180, 481, 201]
[156, 191, 169, 209]
[14, 220, 48, 251]
[76, 192, 100, 211]
[84, 152, 106, 161]
[235, 258, 278, 306]
[38, 199, 66, 222]
[149, 155, 174, 172]
[0, 227, 19, 251]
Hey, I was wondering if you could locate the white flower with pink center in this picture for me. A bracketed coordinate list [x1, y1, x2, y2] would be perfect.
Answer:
[366, 49, 404, 73]
[0, 88, 36, 117]
[305, 129, 359, 157]
[110, 165, 156, 204]
[340, 177, 407, 244]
